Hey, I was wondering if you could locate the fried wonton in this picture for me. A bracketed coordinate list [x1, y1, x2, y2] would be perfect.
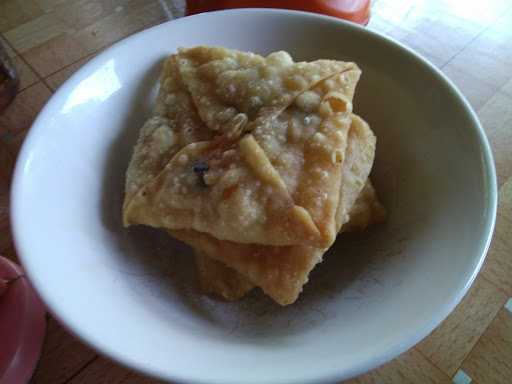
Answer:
[123, 46, 384, 306]
[335, 114, 377, 229]
[176, 46, 360, 133]
[169, 112, 378, 305]
[343, 180, 386, 232]
[123, 47, 362, 248]
[123, 55, 213, 207]
[195, 179, 385, 302]
[171, 229, 323, 305]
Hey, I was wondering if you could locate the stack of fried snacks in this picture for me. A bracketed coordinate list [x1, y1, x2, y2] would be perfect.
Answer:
[123, 46, 385, 305]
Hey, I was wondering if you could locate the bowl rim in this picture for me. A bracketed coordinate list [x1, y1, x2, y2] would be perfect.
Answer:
[10, 8, 498, 384]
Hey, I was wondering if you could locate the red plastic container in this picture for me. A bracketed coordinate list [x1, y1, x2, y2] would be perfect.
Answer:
[187, 0, 371, 25]
[0, 256, 46, 384]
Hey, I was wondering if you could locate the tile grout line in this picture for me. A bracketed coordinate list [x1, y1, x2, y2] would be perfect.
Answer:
[1, 80, 53, 159]
[0, 35, 34, 93]
[440, 30, 486, 70]
[0, 32, 46, 83]
[438, 7, 506, 71]
[374, 2, 490, 70]
[415, 272, 509, 380]
[412, 346, 453, 381]
[440, 3, 512, 71]
[35, 15, 166, 85]
[60, 355, 99, 384]
[1, 30, 45, 159]
[2, 6, 170, 85]
[480, 271, 512, 300]
[40, 51, 99, 83]
[0, 32, 15, 57]
[40, 77, 55, 92]
[1, 32, 55, 105]
[117, 370, 140, 384]
[1, 33, 94, 87]
[448, 277, 508, 380]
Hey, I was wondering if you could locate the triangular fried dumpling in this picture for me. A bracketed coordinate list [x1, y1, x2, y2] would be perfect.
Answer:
[194, 179, 385, 302]
[177, 46, 360, 133]
[343, 180, 386, 232]
[170, 113, 378, 305]
[172, 229, 323, 305]
[335, 114, 377, 229]
[124, 55, 212, 210]
[124, 67, 360, 248]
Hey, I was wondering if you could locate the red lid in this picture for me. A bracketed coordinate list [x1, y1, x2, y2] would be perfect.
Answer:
[187, 0, 371, 25]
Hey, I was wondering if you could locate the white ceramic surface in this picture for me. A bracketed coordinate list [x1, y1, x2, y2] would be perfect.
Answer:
[11, 9, 496, 384]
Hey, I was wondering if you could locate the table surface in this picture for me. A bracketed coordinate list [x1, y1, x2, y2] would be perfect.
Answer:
[1, 1, 511, 383]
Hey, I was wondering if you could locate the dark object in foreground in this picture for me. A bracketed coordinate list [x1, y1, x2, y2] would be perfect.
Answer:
[0, 42, 19, 113]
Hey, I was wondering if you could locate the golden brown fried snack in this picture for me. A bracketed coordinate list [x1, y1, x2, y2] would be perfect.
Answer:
[176, 46, 359, 132]
[123, 55, 213, 208]
[124, 49, 362, 248]
[171, 229, 323, 305]
[343, 181, 386, 232]
[195, 178, 385, 302]
[122, 47, 384, 306]
[169, 113, 378, 305]
[335, 115, 377, 229]
[194, 251, 255, 300]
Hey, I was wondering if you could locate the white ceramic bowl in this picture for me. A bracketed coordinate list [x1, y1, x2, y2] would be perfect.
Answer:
[11, 9, 496, 384]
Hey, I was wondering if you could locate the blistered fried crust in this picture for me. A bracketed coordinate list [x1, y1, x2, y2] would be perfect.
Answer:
[122, 47, 385, 306]
[335, 114, 377, 229]
[171, 114, 379, 305]
[124, 47, 361, 248]
[123, 55, 212, 208]
[194, 178, 385, 303]
[342, 181, 386, 232]
[176, 46, 359, 132]
[171, 228, 323, 305]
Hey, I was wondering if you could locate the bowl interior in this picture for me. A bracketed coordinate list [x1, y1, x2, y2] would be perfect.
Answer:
[11, 9, 496, 384]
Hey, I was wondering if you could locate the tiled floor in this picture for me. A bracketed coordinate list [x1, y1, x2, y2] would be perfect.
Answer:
[0, 0, 511, 383]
